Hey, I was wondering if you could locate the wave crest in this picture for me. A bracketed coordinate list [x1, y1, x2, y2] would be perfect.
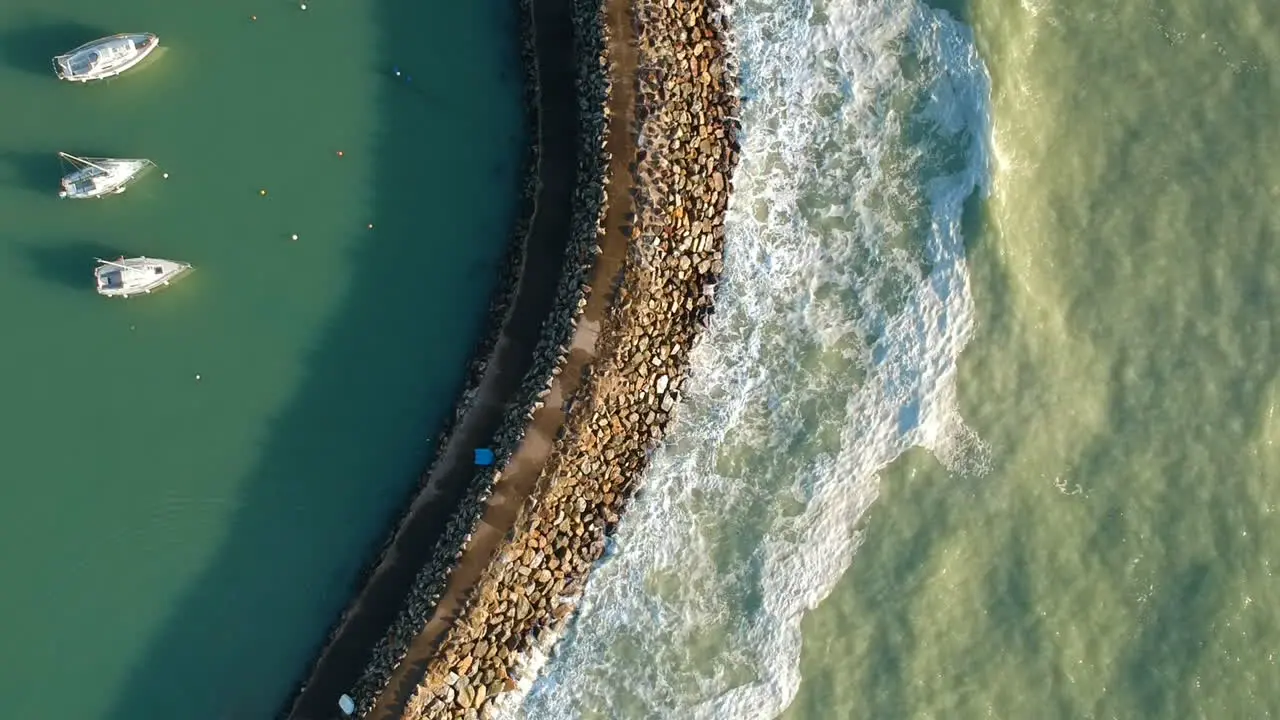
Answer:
[520, 1, 993, 717]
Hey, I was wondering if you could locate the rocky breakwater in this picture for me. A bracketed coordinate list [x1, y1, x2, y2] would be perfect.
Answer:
[331, 0, 611, 714]
[400, 0, 740, 715]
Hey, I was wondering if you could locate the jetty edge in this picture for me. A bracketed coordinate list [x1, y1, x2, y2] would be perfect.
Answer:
[352, 0, 618, 714]
[284, 0, 740, 712]
[278, 0, 572, 716]
[380, 0, 740, 714]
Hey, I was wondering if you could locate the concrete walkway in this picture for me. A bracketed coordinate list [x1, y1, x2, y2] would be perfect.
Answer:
[363, 0, 640, 716]
[282, 1, 582, 717]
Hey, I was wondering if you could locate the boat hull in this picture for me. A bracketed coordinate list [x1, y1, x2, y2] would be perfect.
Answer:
[59, 158, 154, 199]
[54, 33, 159, 83]
[95, 257, 192, 298]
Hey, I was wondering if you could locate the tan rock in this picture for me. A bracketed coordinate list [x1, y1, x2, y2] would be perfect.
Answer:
[456, 654, 473, 675]
[458, 683, 474, 709]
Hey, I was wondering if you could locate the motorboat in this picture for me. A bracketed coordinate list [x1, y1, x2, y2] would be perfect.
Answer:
[53, 33, 159, 82]
[59, 152, 155, 199]
[94, 257, 192, 298]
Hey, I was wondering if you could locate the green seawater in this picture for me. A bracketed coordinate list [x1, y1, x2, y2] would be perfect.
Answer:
[0, 0, 523, 717]
[788, 0, 1280, 717]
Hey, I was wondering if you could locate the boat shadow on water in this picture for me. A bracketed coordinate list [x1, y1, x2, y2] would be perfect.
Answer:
[0, 150, 59, 194]
[0, 20, 110, 76]
[18, 240, 122, 292]
[93, 0, 533, 718]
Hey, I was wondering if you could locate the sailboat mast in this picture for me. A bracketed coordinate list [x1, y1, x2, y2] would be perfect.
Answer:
[59, 152, 110, 174]
[94, 257, 139, 272]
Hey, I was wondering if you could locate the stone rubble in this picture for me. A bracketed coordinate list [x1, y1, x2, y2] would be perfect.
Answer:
[391, 0, 741, 715]
[287, 0, 739, 713]
[334, 0, 615, 713]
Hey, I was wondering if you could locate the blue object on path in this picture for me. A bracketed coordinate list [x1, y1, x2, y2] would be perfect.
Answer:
[474, 448, 495, 466]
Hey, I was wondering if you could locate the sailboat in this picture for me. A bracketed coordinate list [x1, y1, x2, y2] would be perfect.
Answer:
[94, 257, 192, 298]
[59, 153, 155, 199]
[53, 33, 159, 82]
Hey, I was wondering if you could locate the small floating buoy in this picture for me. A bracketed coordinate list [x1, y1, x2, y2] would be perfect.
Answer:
[336, 150, 344, 157]
[260, 189, 267, 196]
[367, 223, 374, 229]
[162, 172, 169, 179]
[300, 2, 307, 9]
[251, 15, 257, 21]
[195, 374, 202, 381]
[291, 233, 299, 241]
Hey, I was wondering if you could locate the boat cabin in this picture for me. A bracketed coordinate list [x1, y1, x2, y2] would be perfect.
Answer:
[98, 270, 124, 290]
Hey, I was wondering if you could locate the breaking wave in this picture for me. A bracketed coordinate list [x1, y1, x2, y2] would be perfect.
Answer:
[521, 0, 993, 716]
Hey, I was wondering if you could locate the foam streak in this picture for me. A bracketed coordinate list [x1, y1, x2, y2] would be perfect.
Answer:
[523, 1, 992, 717]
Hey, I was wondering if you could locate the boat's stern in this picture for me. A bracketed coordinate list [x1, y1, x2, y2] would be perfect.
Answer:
[95, 268, 123, 295]
[52, 54, 73, 81]
[58, 168, 78, 198]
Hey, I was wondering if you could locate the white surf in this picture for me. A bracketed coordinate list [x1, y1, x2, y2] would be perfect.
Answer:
[516, 0, 994, 717]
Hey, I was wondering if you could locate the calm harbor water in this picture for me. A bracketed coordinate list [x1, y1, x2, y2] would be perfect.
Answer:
[0, 0, 523, 717]
[524, 0, 1280, 718]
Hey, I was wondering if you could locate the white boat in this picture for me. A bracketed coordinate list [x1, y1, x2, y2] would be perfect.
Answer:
[94, 257, 192, 298]
[59, 153, 155, 199]
[53, 33, 159, 82]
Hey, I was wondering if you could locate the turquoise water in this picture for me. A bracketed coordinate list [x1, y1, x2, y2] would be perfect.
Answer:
[0, 0, 523, 717]
[524, 0, 1280, 718]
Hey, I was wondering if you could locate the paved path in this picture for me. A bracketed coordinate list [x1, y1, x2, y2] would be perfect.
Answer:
[283, 2, 580, 717]
[363, 0, 640, 715]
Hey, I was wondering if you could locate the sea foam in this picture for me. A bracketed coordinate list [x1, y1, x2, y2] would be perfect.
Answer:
[519, 0, 993, 717]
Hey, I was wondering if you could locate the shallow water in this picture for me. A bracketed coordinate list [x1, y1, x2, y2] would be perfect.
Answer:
[523, 0, 1280, 717]
[0, 0, 523, 717]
